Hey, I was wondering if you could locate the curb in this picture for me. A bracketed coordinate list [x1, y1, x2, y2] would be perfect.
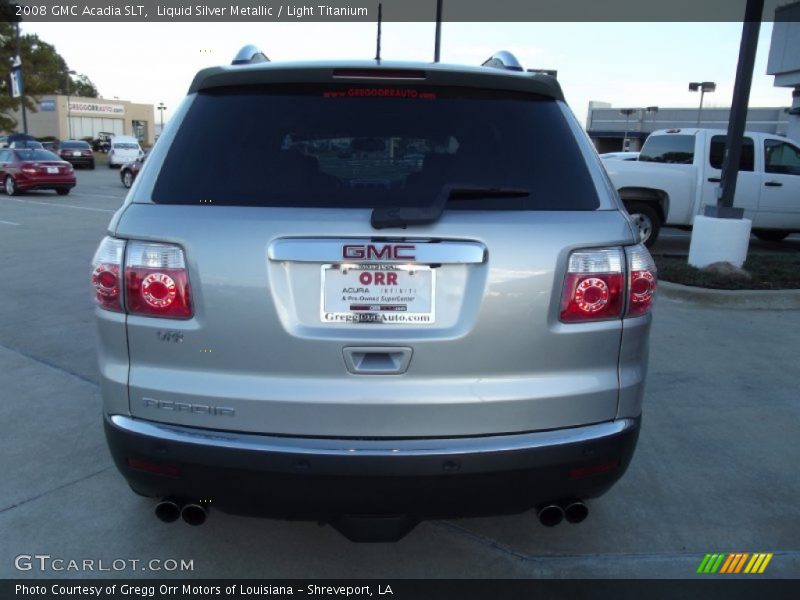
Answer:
[658, 280, 800, 310]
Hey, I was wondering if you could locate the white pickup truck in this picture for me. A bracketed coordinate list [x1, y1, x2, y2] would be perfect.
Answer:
[604, 128, 800, 246]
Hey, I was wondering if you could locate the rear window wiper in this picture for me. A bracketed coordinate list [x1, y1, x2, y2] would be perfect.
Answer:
[370, 185, 530, 229]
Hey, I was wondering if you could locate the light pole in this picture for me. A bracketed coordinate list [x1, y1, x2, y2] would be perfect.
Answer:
[157, 102, 167, 137]
[66, 69, 76, 139]
[645, 106, 659, 133]
[619, 108, 636, 151]
[689, 81, 716, 127]
[14, 21, 27, 133]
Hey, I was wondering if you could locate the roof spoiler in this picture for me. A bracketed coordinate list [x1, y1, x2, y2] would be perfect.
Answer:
[231, 45, 270, 65]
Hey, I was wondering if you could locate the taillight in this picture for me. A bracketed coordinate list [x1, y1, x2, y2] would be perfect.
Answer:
[625, 244, 657, 317]
[20, 162, 37, 174]
[560, 248, 624, 322]
[91, 237, 125, 312]
[560, 245, 657, 323]
[125, 241, 192, 318]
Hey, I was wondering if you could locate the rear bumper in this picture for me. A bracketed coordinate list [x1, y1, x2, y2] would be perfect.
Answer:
[62, 156, 94, 167]
[105, 414, 640, 519]
[16, 176, 75, 190]
[109, 155, 138, 166]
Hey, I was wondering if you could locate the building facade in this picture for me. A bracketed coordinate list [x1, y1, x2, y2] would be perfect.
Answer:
[7, 95, 155, 145]
[586, 104, 792, 154]
[768, 1, 800, 142]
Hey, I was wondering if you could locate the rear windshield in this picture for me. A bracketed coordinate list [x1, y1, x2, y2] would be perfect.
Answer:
[639, 134, 695, 164]
[152, 84, 600, 210]
[14, 149, 60, 161]
[113, 143, 139, 149]
[61, 141, 90, 149]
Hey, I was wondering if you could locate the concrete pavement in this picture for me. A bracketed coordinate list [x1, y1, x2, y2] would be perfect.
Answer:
[1, 170, 798, 578]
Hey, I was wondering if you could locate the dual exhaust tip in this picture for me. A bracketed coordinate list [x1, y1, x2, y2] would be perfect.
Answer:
[155, 500, 207, 526]
[537, 499, 588, 527]
[157, 498, 586, 529]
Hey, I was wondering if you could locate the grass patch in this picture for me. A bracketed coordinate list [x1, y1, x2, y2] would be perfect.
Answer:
[653, 253, 800, 290]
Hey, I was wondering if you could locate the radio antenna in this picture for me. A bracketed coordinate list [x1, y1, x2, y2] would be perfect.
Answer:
[434, 0, 443, 62]
[375, 3, 382, 61]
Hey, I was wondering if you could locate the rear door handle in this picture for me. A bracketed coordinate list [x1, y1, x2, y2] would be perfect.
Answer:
[707, 177, 721, 183]
[764, 181, 783, 187]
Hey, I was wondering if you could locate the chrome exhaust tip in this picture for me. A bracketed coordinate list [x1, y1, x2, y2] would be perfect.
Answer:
[181, 503, 208, 526]
[563, 499, 589, 524]
[154, 500, 181, 523]
[537, 504, 564, 527]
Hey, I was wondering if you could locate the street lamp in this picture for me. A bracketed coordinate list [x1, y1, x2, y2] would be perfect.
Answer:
[65, 69, 76, 139]
[619, 108, 637, 151]
[157, 102, 167, 136]
[645, 106, 659, 132]
[689, 81, 716, 127]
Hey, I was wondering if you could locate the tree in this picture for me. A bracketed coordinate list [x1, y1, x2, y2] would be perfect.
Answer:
[1, 1, 99, 132]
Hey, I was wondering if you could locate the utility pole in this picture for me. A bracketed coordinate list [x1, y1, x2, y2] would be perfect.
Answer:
[713, 0, 763, 217]
[688, 0, 763, 270]
[66, 70, 76, 139]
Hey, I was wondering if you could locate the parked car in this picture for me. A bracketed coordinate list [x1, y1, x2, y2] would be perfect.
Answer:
[3, 133, 37, 148]
[92, 48, 655, 542]
[108, 136, 143, 168]
[9, 140, 44, 149]
[605, 128, 800, 245]
[0, 147, 75, 195]
[120, 152, 147, 188]
[58, 140, 96, 169]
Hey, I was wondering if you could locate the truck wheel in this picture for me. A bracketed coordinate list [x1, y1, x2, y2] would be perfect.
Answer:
[626, 202, 661, 248]
[753, 230, 789, 242]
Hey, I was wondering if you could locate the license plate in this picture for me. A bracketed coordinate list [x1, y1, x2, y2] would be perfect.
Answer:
[47, 167, 59, 173]
[72, 151, 81, 156]
[321, 264, 434, 324]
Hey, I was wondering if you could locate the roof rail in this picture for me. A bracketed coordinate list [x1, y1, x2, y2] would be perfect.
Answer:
[481, 51, 523, 72]
[527, 69, 558, 79]
[231, 45, 270, 66]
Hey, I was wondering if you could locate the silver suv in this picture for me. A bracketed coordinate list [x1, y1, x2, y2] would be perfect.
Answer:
[92, 48, 656, 541]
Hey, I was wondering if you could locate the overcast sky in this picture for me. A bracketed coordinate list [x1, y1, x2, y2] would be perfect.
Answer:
[21, 21, 791, 127]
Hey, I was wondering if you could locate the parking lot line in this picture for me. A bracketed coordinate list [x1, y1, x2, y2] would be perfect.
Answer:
[74, 192, 125, 199]
[0, 197, 115, 213]
[0, 219, 20, 226]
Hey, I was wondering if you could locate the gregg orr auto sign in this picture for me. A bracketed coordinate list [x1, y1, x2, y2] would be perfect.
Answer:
[69, 102, 125, 115]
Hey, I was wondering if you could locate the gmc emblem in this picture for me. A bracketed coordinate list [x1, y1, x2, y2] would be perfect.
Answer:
[342, 244, 416, 260]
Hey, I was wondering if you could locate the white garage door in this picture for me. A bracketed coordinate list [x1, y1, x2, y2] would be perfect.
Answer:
[68, 117, 124, 139]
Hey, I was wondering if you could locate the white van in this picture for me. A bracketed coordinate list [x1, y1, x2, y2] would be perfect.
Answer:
[108, 135, 143, 168]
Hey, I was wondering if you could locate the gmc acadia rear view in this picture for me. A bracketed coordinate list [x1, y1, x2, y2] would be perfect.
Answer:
[92, 48, 656, 542]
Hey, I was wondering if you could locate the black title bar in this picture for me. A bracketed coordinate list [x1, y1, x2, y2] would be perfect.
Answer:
[4, 579, 800, 600]
[6, 0, 800, 23]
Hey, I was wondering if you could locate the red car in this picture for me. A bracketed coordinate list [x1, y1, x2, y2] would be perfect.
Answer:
[0, 148, 76, 196]
[120, 152, 147, 188]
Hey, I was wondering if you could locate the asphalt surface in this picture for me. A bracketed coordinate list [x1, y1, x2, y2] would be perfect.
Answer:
[1, 169, 798, 579]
